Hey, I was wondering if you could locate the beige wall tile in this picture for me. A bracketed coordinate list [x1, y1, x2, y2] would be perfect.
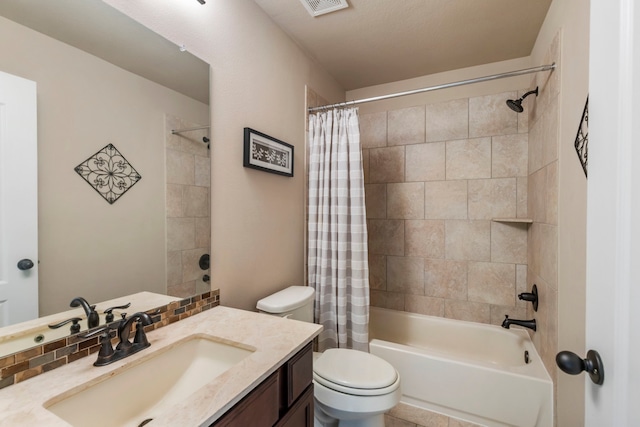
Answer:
[370, 290, 405, 310]
[405, 220, 445, 258]
[424, 180, 467, 219]
[469, 92, 518, 138]
[444, 299, 491, 324]
[167, 217, 195, 251]
[184, 185, 209, 217]
[468, 178, 517, 220]
[491, 222, 528, 264]
[387, 256, 425, 295]
[167, 281, 196, 298]
[517, 177, 528, 218]
[425, 98, 469, 142]
[539, 223, 558, 289]
[362, 149, 370, 184]
[368, 219, 404, 256]
[388, 182, 425, 219]
[404, 294, 444, 317]
[369, 254, 387, 290]
[167, 184, 184, 217]
[167, 149, 195, 185]
[182, 247, 209, 282]
[195, 217, 211, 249]
[370, 146, 405, 183]
[365, 184, 387, 219]
[528, 168, 547, 223]
[446, 138, 491, 180]
[406, 142, 445, 182]
[388, 106, 426, 146]
[195, 155, 210, 187]
[424, 258, 467, 300]
[445, 220, 490, 261]
[167, 251, 182, 287]
[542, 101, 560, 167]
[360, 111, 387, 148]
[517, 90, 530, 134]
[492, 134, 528, 178]
[516, 264, 529, 310]
[468, 262, 516, 306]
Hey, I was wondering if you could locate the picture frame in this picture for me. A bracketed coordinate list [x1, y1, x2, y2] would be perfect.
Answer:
[243, 127, 294, 177]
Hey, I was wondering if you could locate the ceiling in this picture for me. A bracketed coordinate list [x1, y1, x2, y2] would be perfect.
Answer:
[0, 0, 209, 104]
[253, 0, 553, 91]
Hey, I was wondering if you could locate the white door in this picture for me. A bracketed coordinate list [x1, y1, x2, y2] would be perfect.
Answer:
[0, 71, 38, 326]
[586, 0, 640, 424]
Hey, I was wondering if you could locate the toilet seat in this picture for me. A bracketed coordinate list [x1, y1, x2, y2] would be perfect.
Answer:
[313, 348, 399, 396]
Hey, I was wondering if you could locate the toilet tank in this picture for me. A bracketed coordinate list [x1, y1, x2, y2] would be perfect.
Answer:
[256, 286, 315, 322]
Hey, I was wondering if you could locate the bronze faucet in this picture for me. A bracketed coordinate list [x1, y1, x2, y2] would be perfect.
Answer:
[81, 312, 153, 366]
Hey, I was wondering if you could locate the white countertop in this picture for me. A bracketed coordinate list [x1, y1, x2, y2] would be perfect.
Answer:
[0, 306, 322, 426]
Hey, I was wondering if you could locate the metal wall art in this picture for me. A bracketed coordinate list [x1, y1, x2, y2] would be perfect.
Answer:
[243, 127, 294, 177]
[574, 96, 588, 178]
[75, 143, 142, 204]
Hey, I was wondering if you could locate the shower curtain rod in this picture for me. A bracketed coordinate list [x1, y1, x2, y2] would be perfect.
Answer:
[308, 63, 556, 112]
[171, 125, 210, 135]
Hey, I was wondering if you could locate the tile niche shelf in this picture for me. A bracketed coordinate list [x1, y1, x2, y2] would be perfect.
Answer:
[491, 218, 534, 224]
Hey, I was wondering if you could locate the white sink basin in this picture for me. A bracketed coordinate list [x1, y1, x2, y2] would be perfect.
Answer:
[0, 313, 117, 358]
[45, 334, 255, 427]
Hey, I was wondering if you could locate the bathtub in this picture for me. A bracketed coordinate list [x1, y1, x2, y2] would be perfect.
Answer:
[369, 307, 552, 427]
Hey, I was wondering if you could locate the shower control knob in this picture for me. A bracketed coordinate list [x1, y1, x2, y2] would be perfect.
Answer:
[17, 259, 34, 271]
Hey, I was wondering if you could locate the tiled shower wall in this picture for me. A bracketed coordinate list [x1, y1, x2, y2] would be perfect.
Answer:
[165, 115, 211, 298]
[361, 92, 533, 324]
[527, 32, 561, 394]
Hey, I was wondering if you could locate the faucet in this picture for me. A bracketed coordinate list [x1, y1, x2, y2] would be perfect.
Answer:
[80, 312, 154, 366]
[70, 297, 100, 328]
[501, 315, 536, 331]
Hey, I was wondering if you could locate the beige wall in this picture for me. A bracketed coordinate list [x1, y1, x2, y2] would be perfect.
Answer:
[104, 0, 345, 311]
[530, 0, 590, 426]
[0, 16, 209, 315]
[359, 92, 532, 324]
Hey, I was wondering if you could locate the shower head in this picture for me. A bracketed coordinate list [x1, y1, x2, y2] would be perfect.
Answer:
[506, 87, 539, 113]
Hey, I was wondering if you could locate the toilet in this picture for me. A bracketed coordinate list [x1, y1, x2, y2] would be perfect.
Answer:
[257, 286, 401, 427]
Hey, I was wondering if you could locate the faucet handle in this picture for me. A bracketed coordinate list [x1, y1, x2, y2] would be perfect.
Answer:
[104, 303, 131, 322]
[48, 317, 83, 334]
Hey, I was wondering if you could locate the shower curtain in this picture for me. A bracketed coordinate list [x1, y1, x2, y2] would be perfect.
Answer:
[307, 107, 370, 352]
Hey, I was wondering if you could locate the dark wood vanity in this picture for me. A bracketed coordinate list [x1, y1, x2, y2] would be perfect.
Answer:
[212, 342, 313, 427]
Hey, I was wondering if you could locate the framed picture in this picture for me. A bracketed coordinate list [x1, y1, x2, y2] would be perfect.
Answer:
[243, 128, 294, 177]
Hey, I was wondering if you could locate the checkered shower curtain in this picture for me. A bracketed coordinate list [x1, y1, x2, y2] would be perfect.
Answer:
[308, 107, 370, 352]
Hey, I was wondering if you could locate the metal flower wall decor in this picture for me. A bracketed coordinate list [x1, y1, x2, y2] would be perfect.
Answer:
[75, 144, 142, 204]
[574, 97, 588, 178]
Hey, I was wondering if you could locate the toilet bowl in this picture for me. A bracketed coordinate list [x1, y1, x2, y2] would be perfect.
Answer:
[256, 286, 401, 427]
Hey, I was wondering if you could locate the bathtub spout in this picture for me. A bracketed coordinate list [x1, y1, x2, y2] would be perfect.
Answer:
[501, 315, 536, 331]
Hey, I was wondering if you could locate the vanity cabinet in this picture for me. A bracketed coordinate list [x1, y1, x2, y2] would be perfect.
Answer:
[212, 342, 313, 427]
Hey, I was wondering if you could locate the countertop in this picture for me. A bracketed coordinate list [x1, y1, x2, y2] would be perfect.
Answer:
[0, 306, 322, 426]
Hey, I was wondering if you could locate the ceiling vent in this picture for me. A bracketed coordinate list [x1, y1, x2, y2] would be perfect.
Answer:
[299, 0, 349, 17]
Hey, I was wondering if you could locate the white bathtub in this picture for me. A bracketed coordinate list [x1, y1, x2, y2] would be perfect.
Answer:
[369, 307, 552, 427]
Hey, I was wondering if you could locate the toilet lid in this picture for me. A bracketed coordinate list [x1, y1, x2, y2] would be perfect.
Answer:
[313, 349, 398, 392]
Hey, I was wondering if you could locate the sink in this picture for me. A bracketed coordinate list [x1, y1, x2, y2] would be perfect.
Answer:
[45, 334, 255, 427]
[0, 313, 118, 358]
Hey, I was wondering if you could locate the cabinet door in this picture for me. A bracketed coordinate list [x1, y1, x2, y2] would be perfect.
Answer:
[276, 384, 314, 427]
[212, 371, 279, 427]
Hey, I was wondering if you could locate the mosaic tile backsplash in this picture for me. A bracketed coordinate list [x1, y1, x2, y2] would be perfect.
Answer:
[0, 290, 219, 390]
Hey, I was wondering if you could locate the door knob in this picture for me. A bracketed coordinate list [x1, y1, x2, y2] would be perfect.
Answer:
[556, 349, 604, 385]
[17, 259, 34, 271]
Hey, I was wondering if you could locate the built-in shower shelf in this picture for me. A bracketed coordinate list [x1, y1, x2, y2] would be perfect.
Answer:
[491, 218, 533, 224]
